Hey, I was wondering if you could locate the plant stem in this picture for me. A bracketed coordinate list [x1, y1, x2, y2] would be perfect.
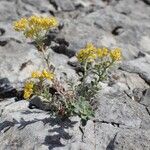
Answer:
[82, 61, 88, 82]
[35, 38, 52, 72]
[40, 45, 52, 71]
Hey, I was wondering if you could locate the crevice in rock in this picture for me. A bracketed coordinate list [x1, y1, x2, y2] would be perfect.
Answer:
[146, 107, 150, 116]
[21, 0, 36, 7]
[49, 0, 58, 10]
[141, 0, 150, 5]
[106, 133, 117, 150]
[0, 28, 5, 36]
[51, 38, 75, 57]
[0, 109, 4, 117]
[19, 60, 33, 71]
[138, 73, 150, 86]
[10, 38, 22, 44]
[15, 0, 22, 16]
[123, 90, 132, 100]
[49, 10, 55, 16]
[0, 40, 7, 46]
[93, 119, 124, 128]
[112, 26, 124, 36]
[0, 78, 23, 100]
[119, 68, 150, 86]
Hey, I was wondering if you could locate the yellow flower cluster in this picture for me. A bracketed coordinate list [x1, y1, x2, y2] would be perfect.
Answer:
[76, 43, 122, 62]
[110, 48, 122, 61]
[76, 43, 97, 62]
[97, 48, 109, 58]
[28, 16, 58, 30]
[23, 82, 34, 99]
[13, 15, 58, 38]
[13, 18, 28, 31]
[31, 69, 54, 80]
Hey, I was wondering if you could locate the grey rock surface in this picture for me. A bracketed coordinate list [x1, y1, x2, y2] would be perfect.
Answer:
[0, 90, 150, 150]
[0, 0, 150, 149]
[140, 88, 150, 107]
[120, 54, 150, 84]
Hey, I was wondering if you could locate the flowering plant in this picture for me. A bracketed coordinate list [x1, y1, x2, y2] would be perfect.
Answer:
[24, 69, 54, 99]
[13, 16, 58, 42]
[69, 43, 122, 126]
[76, 43, 121, 84]
[14, 15, 58, 70]
[13, 16, 122, 130]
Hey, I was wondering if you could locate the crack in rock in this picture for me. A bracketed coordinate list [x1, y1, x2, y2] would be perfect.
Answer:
[93, 119, 125, 128]
[146, 107, 150, 116]
[106, 133, 117, 150]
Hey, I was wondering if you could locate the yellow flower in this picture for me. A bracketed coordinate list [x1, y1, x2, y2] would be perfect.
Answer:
[28, 16, 58, 30]
[86, 43, 96, 50]
[28, 16, 41, 26]
[97, 48, 103, 58]
[76, 43, 97, 62]
[31, 70, 54, 80]
[110, 48, 122, 61]
[97, 47, 109, 58]
[24, 27, 38, 38]
[24, 90, 33, 100]
[31, 71, 41, 78]
[23, 82, 34, 99]
[102, 47, 109, 57]
[24, 81, 34, 89]
[13, 16, 58, 40]
[41, 69, 54, 80]
[13, 18, 28, 31]
[41, 17, 58, 29]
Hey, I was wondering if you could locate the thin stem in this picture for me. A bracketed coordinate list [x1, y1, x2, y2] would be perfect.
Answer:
[82, 61, 88, 82]
[41, 45, 52, 71]
[35, 36, 52, 71]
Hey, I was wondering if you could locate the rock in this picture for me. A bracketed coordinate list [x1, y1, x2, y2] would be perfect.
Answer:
[0, 1, 17, 22]
[51, 38, 74, 57]
[50, 0, 75, 11]
[112, 129, 150, 150]
[95, 123, 150, 150]
[0, 39, 7, 46]
[0, 28, 5, 36]
[132, 88, 144, 102]
[57, 18, 105, 55]
[0, 78, 17, 99]
[109, 70, 149, 91]
[1, 89, 150, 149]
[56, 4, 150, 59]
[0, 98, 93, 150]
[16, 0, 56, 16]
[120, 54, 150, 84]
[112, 26, 124, 36]
[29, 96, 52, 111]
[95, 91, 150, 129]
[140, 36, 150, 54]
[0, 40, 42, 83]
[140, 88, 150, 107]
[0, 0, 150, 149]
[68, 56, 79, 67]
[142, 0, 150, 5]
[47, 50, 78, 81]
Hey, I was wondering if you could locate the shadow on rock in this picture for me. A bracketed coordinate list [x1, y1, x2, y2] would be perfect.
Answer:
[0, 115, 77, 149]
[106, 133, 117, 150]
[43, 118, 76, 149]
[0, 78, 24, 100]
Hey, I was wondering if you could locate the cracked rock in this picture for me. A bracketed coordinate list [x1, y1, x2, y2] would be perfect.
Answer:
[140, 88, 150, 107]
